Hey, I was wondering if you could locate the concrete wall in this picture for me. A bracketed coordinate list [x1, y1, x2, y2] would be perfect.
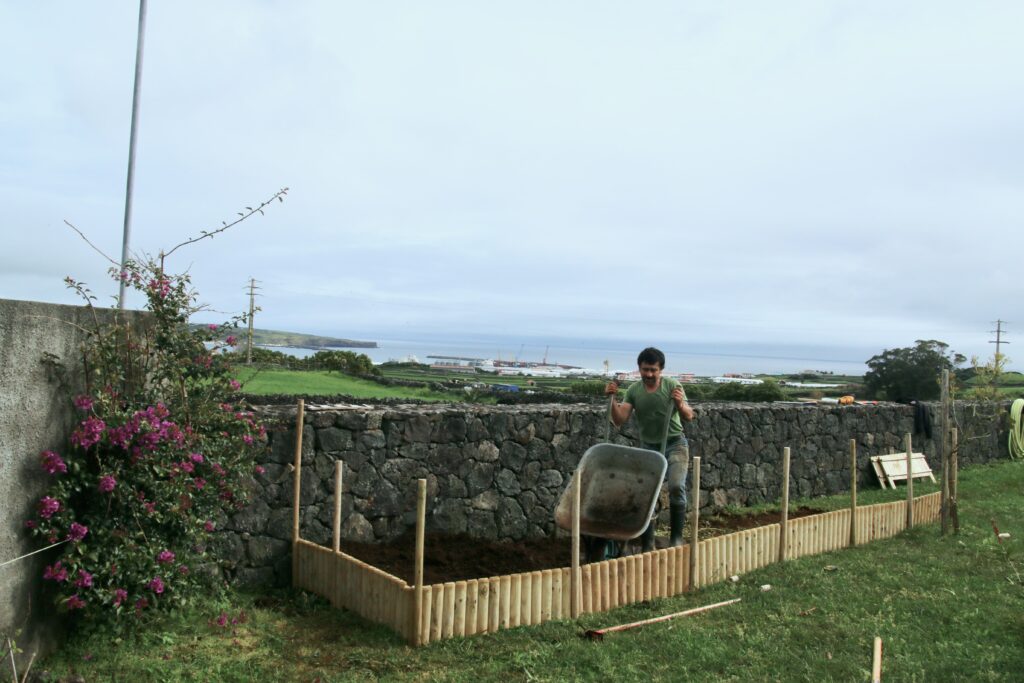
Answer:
[220, 399, 1007, 587]
[0, 299, 96, 663]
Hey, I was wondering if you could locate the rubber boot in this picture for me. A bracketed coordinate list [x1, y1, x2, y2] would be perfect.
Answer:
[584, 536, 608, 564]
[669, 503, 687, 547]
[640, 521, 656, 553]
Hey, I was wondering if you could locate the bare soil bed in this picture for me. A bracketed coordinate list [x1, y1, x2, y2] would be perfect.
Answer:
[340, 507, 824, 584]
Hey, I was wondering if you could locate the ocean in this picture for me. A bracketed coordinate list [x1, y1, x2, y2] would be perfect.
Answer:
[258, 336, 871, 377]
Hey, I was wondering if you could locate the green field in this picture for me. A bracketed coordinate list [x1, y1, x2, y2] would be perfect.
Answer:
[38, 460, 1024, 681]
[235, 368, 454, 401]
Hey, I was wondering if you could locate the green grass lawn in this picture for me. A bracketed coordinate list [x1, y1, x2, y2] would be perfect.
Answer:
[235, 367, 455, 401]
[39, 460, 1024, 682]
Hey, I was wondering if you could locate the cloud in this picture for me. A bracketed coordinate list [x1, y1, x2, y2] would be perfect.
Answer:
[3, 1, 1023, 370]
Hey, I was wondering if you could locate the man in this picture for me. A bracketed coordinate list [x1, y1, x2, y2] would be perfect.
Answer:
[604, 347, 695, 554]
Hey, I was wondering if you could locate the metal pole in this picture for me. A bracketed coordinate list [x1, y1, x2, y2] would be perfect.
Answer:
[118, 0, 148, 309]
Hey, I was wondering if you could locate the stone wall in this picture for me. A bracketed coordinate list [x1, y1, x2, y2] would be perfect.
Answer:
[223, 399, 1008, 586]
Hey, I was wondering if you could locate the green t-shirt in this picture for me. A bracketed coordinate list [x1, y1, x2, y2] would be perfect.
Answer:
[624, 376, 685, 445]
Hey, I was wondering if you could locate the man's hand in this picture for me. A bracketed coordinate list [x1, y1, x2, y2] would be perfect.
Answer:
[605, 381, 619, 397]
[672, 387, 695, 421]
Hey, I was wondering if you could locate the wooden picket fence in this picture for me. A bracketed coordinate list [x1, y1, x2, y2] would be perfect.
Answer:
[289, 404, 945, 645]
[293, 491, 941, 645]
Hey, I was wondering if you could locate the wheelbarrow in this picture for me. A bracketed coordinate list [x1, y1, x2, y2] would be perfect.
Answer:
[554, 394, 676, 542]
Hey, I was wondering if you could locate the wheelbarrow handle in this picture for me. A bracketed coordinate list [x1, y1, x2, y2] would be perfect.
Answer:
[605, 394, 614, 442]
[659, 401, 678, 455]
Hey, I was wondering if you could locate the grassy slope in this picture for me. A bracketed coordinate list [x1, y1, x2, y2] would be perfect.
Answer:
[235, 367, 454, 401]
[41, 460, 1024, 682]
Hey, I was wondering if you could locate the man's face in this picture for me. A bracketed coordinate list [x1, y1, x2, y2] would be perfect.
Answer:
[639, 362, 662, 387]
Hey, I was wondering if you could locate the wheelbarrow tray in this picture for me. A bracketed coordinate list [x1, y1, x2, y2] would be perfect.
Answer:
[554, 443, 668, 541]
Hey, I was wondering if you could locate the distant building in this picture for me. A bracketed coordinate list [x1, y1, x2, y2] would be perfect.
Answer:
[711, 376, 763, 385]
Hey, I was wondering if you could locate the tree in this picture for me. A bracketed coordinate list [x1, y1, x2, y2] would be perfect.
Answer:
[966, 351, 1011, 401]
[863, 339, 965, 401]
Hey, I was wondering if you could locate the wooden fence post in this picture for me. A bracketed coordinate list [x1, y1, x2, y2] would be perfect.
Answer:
[905, 433, 914, 528]
[778, 447, 790, 562]
[940, 369, 950, 534]
[571, 472, 581, 618]
[333, 460, 343, 553]
[291, 399, 304, 582]
[688, 456, 701, 590]
[950, 427, 960, 533]
[849, 439, 857, 547]
[413, 478, 427, 646]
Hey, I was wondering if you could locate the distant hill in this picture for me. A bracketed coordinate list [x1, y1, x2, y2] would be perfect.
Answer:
[192, 325, 376, 349]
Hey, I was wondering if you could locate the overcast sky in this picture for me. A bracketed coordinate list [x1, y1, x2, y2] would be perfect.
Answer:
[3, 1, 1021, 368]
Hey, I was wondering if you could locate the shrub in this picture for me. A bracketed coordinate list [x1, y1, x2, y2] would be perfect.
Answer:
[568, 380, 608, 397]
[26, 258, 268, 623]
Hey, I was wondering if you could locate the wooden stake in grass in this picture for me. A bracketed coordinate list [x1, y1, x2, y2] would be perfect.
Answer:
[950, 427, 960, 533]
[872, 636, 883, 682]
[849, 438, 858, 547]
[571, 471, 581, 619]
[333, 460, 343, 553]
[413, 478, 427, 646]
[778, 447, 791, 563]
[941, 369, 951, 534]
[291, 399, 305, 583]
[905, 433, 914, 528]
[582, 597, 741, 641]
[688, 456, 701, 590]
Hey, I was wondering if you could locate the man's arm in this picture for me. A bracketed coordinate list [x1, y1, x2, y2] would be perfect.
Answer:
[671, 387, 695, 421]
[605, 381, 634, 426]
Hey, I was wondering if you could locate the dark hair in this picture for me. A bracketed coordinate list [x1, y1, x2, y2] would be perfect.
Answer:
[637, 347, 665, 369]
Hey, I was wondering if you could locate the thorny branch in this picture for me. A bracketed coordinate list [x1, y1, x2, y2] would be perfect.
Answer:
[63, 220, 120, 266]
[161, 187, 289, 263]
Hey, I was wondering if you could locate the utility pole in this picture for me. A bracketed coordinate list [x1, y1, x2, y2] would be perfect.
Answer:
[988, 320, 1010, 389]
[246, 278, 261, 364]
[118, 0, 148, 309]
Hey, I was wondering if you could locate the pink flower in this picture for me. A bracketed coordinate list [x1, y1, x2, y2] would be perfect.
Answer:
[38, 496, 61, 519]
[24, 520, 37, 529]
[192, 477, 207, 491]
[98, 475, 117, 493]
[67, 522, 89, 542]
[148, 576, 165, 594]
[189, 453, 204, 464]
[144, 502, 156, 514]
[216, 612, 228, 627]
[211, 463, 226, 477]
[225, 336, 238, 346]
[66, 594, 86, 610]
[106, 424, 133, 449]
[71, 417, 106, 449]
[254, 465, 265, 476]
[242, 435, 254, 445]
[73, 395, 94, 411]
[156, 550, 175, 564]
[207, 324, 218, 331]
[177, 564, 189, 575]
[135, 598, 149, 614]
[41, 450, 68, 475]
[44, 562, 68, 582]
[180, 461, 195, 474]
[113, 588, 128, 606]
[147, 278, 171, 298]
[229, 379, 241, 391]
[203, 520, 215, 533]
[74, 569, 93, 589]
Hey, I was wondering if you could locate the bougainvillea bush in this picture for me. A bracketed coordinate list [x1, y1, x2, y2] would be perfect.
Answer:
[26, 258, 267, 622]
